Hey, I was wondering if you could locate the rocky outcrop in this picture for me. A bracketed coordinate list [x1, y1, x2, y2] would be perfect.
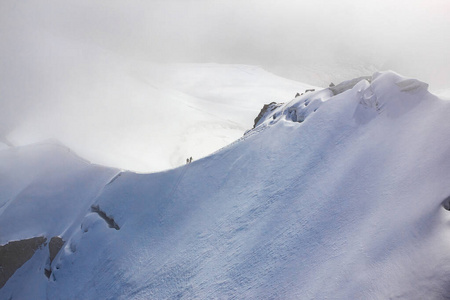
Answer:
[91, 205, 120, 230]
[49, 237, 64, 264]
[0, 237, 47, 288]
[0, 236, 66, 286]
[45, 237, 65, 279]
[253, 102, 282, 128]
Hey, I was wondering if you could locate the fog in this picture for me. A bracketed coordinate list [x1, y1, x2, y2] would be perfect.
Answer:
[1, 0, 449, 170]
[6, 0, 446, 82]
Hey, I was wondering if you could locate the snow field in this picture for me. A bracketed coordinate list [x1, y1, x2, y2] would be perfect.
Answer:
[0, 72, 442, 299]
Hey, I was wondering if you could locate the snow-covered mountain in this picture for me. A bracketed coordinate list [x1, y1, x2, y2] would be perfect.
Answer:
[2, 71, 450, 299]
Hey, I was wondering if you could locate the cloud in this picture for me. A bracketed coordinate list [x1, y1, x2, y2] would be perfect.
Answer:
[4, 0, 449, 70]
[0, 0, 448, 169]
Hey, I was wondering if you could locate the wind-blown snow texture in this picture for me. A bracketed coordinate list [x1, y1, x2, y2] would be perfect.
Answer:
[2, 72, 450, 299]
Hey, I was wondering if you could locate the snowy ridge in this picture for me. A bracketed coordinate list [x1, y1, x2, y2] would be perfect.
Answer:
[2, 72, 450, 299]
[0, 142, 118, 245]
[254, 71, 432, 129]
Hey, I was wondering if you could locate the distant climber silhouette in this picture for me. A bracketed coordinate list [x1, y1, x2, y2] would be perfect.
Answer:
[186, 158, 189, 164]
[190, 157, 192, 163]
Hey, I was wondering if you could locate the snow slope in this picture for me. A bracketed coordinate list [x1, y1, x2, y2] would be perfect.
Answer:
[0, 142, 118, 298]
[2, 71, 450, 299]
[0, 142, 119, 245]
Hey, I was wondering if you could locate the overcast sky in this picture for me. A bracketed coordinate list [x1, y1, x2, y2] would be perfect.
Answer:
[2, 0, 449, 82]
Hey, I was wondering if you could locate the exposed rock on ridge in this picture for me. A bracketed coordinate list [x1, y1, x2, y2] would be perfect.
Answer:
[0, 237, 47, 288]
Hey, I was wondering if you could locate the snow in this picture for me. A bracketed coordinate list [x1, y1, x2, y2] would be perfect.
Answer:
[0, 246, 49, 299]
[2, 24, 313, 173]
[2, 71, 450, 299]
[0, 142, 118, 244]
[434, 88, 450, 100]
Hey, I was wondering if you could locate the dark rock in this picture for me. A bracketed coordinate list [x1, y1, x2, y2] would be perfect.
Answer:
[295, 92, 300, 97]
[91, 205, 120, 230]
[253, 102, 280, 128]
[49, 237, 64, 264]
[329, 82, 335, 87]
[0, 236, 47, 288]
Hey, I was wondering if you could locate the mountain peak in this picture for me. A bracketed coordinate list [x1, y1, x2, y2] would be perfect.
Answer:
[2, 71, 450, 299]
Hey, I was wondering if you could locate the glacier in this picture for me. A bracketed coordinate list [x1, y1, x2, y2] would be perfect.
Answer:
[1, 71, 450, 299]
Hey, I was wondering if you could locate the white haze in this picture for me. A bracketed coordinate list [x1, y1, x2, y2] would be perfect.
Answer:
[1, 0, 449, 171]
[5, 0, 447, 82]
